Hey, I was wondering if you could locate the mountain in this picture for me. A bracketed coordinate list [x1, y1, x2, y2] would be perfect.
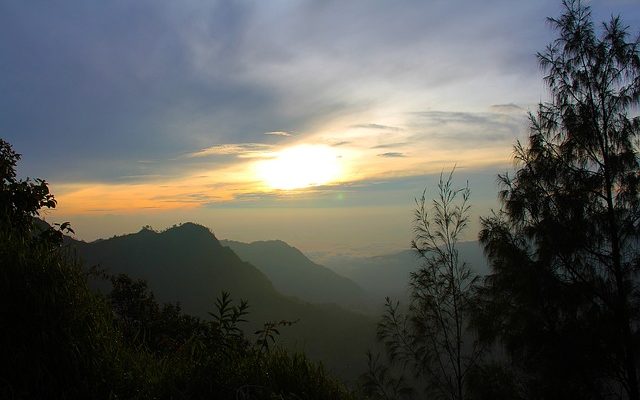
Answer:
[72, 223, 375, 381]
[76, 223, 275, 313]
[220, 239, 366, 308]
[321, 241, 489, 302]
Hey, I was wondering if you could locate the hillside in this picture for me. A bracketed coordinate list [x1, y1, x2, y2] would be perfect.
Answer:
[221, 239, 366, 308]
[73, 223, 375, 381]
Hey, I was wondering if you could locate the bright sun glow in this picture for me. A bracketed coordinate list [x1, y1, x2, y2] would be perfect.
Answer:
[256, 145, 342, 190]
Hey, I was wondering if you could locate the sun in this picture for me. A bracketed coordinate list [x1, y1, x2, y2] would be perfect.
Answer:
[255, 145, 342, 190]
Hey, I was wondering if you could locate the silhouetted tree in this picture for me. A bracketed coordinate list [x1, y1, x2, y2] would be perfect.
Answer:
[474, 1, 640, 398]
[0, 138, 56, 233]
[367, 171, 483, 400]
[0, 138, 128, 398]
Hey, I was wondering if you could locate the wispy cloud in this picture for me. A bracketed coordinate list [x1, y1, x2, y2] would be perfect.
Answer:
[489, 103, 525, 114]
[378, 152, 406, 158]
[188, 143, 273, 158]
[264, 131, 292, 137]
[351, 123, 402, 131]
[372, 143, 407, 149]
[408, 110, 527, 146]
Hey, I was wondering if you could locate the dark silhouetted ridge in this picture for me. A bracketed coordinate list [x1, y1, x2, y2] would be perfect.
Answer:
[221, 238, 366, 307]
[76, 223, 275, 318]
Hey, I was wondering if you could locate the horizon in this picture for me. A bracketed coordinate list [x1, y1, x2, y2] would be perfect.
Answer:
[4, 1, 639, 256]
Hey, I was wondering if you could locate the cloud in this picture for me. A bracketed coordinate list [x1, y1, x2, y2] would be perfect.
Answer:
[4, 0, 615, 189]
[408, 110, 527, 146]
[489, 103, 525, 114]
[264, 131, 292, 137]
[351, 123, 402, 131]
[372, 143, 407, 149]
[378, 152, 406, 158]
[188, 143, 273, 158]
[331, 141, 351, 147]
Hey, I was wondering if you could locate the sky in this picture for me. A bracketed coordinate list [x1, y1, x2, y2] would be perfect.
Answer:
[2, 1, 639, 256]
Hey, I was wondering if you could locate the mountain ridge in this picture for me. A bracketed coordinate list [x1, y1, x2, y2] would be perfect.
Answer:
[71, 222, 375, 381]
[220, 238, 366, 308]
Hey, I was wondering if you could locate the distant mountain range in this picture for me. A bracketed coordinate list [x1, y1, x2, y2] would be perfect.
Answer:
[75, 223, 274, 314]
[70, 222, 375, 381]
[220, 239, 366, 308]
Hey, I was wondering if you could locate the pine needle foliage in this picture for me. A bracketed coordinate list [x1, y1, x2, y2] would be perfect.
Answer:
[474, 1, 640, 398]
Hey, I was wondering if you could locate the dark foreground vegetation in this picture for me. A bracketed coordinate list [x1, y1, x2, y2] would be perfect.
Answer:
[2, 1, 639, 399]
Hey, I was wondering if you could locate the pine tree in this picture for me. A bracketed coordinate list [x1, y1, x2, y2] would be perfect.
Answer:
[475, 1, 640, 398]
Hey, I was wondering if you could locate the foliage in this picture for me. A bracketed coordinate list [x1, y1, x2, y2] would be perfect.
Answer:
[473, 1, 640, 398]
[360, 351, 414, 400]
[464, 361, 523, 400]
[109, 274, 207, 354]
[145, 291, 357, 400]
[0, 138, 56, 233]
[209, 290, 249, 342]
[365, 171, 482, 400]
[256, 319, 299, 353]
[0, 138, 127, 398]
[0, 205, 163, 399]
